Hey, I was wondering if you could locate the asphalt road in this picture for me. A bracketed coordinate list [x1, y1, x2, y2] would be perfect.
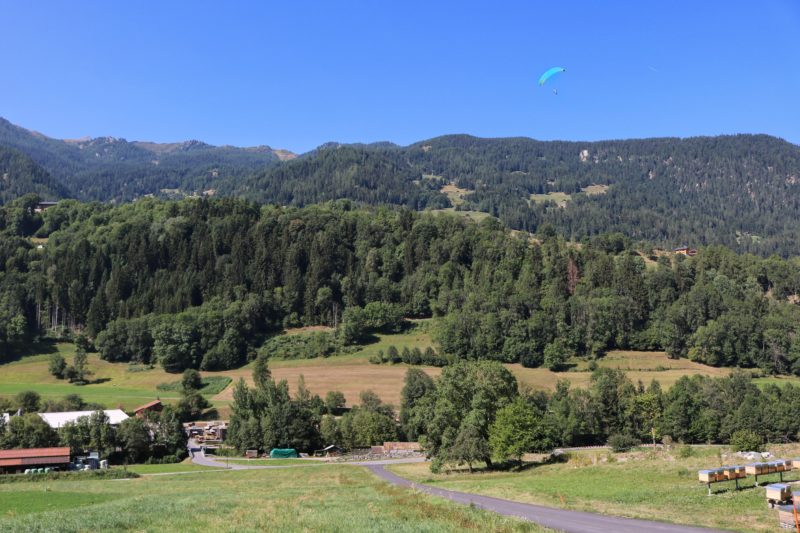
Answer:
[366, 464, 731, 533]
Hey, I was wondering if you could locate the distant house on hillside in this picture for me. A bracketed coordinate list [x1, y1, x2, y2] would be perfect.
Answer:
[133, 400, 163, 418]
[38, 409, 129, 429]
[34, 201, 59, 213]
[672, 246, 698, 257]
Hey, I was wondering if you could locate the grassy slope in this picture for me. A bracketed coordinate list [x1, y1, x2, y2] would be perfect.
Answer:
[388, 445, 797, 533]
[123, 463, 221, 474]
[0, 466, 546, 532]
[2, 333, 789, 415]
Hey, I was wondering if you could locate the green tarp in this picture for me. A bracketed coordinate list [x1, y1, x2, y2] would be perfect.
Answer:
[269, 448, 298, 458]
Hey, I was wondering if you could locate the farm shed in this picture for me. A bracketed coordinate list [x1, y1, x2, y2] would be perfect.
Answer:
[0, 447, 71, 474]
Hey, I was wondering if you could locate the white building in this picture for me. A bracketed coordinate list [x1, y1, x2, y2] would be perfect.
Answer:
[38, 409, 129, 429]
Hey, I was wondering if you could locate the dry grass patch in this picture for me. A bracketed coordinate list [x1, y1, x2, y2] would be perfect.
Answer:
[440, 182, 472, 206]
[507, 350, 735, 392]
[581, 184, 609, 195]
[528, 192, 571, 207]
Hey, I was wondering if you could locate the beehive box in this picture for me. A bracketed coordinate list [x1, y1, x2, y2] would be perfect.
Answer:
[720, 466, 743, 480]
[791, 458, 800, 469]
[699, 469, 720, 483]
[746, 463, 767, 475]
[730, 465, 746, 479]
[766, 483, 792, 501]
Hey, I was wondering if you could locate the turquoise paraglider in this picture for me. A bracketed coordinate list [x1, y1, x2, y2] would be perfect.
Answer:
[538, 67, 566, 86]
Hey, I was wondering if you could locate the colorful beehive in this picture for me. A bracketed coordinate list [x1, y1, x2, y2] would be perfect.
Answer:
[791, 458, 800, 469]
[779, 459, 792, 472]
[766, 483, 792, 502]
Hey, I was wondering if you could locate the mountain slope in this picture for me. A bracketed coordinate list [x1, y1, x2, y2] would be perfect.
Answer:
[4, 115, 800, 255]
[0, 117, 289, 202]
[233, 134, 800, 255]
[0, 146, 70, 204]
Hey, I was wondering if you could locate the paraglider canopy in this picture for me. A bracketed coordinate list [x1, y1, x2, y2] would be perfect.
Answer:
[538, 67, 566, 86]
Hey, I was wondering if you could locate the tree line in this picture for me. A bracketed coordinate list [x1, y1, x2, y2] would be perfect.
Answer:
[402, 361, 800, 470]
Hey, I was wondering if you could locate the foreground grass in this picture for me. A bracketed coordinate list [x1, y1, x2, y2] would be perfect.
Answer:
[122, 463, 221, 474]
[388, 446, 791, 532]
[0, 466, 547, 532]
[221, 458, 317, 466]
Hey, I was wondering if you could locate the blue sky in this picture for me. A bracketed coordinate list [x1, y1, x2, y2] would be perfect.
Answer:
[1, 1, 798, 152]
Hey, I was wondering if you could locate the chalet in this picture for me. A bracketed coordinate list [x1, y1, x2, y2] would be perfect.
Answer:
[33, 201, 59, 213]
[39, 409, 129, 429]
[133, 400, 163, 418]
[0, 447, 71, 474]
[672, 246, 698, 257]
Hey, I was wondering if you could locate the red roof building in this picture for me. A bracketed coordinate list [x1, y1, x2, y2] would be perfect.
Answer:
[134, 400, 163, 418]
[0, 447, 71, 474]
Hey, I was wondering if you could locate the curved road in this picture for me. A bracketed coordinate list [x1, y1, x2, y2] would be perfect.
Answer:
[366, 464, 730, 533]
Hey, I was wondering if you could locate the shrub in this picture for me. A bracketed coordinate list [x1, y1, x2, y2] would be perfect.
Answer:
[730, 429, 764, 452]
[543, 339, 569, 371]
[48, 353, 66, 379]
[608, 433, 640, 453]
[677, 445, 694, 458]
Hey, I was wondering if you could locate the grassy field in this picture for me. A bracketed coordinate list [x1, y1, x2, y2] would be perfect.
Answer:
[509, 350, 739, 391]
[529, 191, 571, 207]
[0, 466, 546, 532]
[439, 182, 471, 206]
[122, 462, 221, 474]
[221, 458, 320, 466]
[581, 184, 609, 195]
[0, 342, 211, 410]
[427, 207, 494, 223]
[214, 327, 442, 408]
[388, 445, 799, 532]
[3, 334, 786, 415]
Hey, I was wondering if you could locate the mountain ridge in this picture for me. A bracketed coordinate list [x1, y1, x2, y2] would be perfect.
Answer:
[3, 116, 800, 255]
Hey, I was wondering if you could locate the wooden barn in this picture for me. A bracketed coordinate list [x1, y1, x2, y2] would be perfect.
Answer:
[0, 447, 71, 474]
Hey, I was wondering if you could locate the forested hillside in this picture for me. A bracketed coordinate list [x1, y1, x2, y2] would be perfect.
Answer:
[0, 146, 69, 204]
[2, 196, 800, 375]
[234, 134, 800, 255]
[4, 116, 800, 255]
[0, 117, 286, 201]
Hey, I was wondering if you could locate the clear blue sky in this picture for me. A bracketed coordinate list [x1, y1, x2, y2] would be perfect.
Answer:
[1, 1, 798, 152]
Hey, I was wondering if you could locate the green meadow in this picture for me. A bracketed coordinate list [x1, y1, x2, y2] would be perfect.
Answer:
[0, 466, 547, 532]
